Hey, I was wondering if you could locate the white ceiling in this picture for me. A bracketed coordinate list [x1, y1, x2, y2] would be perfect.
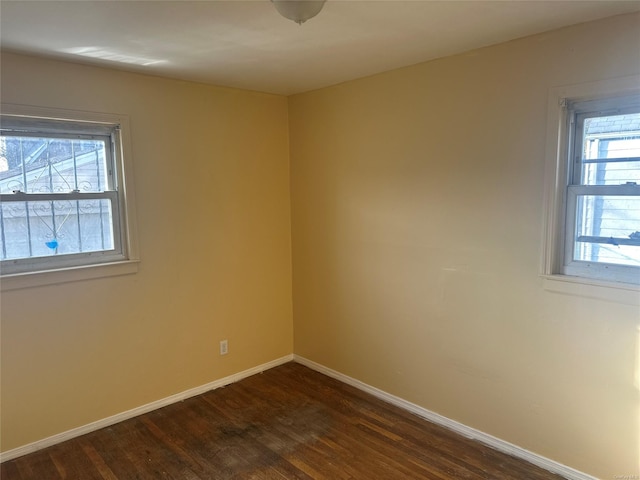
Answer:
[1, 1, 639, 96]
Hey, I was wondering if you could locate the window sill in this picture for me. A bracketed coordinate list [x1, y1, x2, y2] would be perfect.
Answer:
[1, 259, 140, 291]
[541, 274, 640, 306]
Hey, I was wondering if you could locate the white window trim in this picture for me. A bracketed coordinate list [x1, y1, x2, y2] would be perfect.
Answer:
[540, 75, 640, 301]
[0, 104, 140, 291]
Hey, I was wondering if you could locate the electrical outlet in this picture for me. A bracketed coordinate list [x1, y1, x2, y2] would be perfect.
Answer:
[219, 339, 228, 355]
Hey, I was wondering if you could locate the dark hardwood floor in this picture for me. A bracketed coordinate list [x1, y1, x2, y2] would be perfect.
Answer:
[1, 362, 566, 479]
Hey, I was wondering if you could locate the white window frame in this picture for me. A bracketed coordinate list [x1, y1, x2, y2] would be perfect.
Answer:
[0, 104, 139, 290]
[541, 75, 640, 298]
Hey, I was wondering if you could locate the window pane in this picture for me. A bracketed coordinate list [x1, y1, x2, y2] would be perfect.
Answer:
[1, 199, 114, 261]
[0, 136, 108, 194]
[581, 113, 640, 186]
[574, 194, 640, 267]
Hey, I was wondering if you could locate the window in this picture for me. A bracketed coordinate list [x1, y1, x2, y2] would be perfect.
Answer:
[563, 97, 640, 283]
[0, 105, 138, 287]
[543, 78, 640, 287]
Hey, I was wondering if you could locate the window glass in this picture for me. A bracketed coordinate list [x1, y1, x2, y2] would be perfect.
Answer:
[0, 199, 115, 261]
[1, 136, 109, 194]
[580, 113, 640, 185]
[573, 194, 640, 267]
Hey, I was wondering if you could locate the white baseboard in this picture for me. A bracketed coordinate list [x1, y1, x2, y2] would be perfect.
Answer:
[293, 355, 598, 480]
[0, 354, 294, 463]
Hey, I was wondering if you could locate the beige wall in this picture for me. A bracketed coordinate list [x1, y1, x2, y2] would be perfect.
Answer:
[2, 12, 640, 479]
[0, 53, 293, 451]
[289, 13, 640, 479]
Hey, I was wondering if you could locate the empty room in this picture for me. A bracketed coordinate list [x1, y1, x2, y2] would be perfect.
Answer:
[1, 1, 639, 479]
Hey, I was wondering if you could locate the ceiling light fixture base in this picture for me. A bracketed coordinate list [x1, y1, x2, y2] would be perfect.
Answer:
[271, 0, 326, 25]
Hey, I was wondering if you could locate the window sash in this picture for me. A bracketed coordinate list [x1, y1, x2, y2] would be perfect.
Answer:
[0, 191, 124, 275]
[0, 191, 118, 202]
[0, 116, 122, 271]
[563, 185, 640, 284]
[570, 106, 640, 186]
[1, 116, 116, 137]
[0, 130, 116, 193]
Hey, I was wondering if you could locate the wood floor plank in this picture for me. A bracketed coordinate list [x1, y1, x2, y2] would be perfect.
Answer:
[1, 362, 567, 480]
[47, 441, 105, 480]
[80, 442, 121, 480]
